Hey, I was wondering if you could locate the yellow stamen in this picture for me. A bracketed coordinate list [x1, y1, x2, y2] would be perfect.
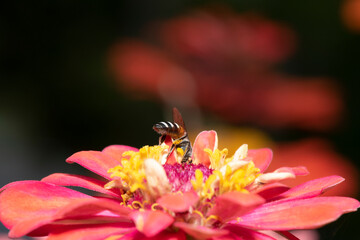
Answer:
[202, 201, 214, 209]
[206, 215, 220, 224]
[131, 201, 144, 209]
[193, 210, 204, 219]
[191, 169, 204, 192]
[205, 148, 228, 170]
[151, 203, 163, 211]
[216, 160, 260, 194]
[108, 145, 168, 193]
[107, 145, 169, 207]
[192, 148, 260, 197]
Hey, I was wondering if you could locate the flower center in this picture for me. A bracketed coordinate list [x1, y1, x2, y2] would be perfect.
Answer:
[163, 163, 213, 192]
[105, 143, 260, 212]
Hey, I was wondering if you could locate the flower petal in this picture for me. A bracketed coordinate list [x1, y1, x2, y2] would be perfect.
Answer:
[46, 224, 136, 240]
[42, 173, 121, 198]
[237, 196, 360, 230]
[253, 183, 290, 200]
[233, 144, 248, 162]
[66, 151, 120, 179]
[274, 166, 309, 176]
[9, 215, 55, 238]
[225, 224, 277, 240]
[9, 198, 134, 238]
[141, 230, 187, 240]
[118, 229, 186, 240]
[192, 130, 218, 166]
[54, 198, 132, 220]
[163, 135, 177, 164]
[208, 192, 265, 222]
[254, 166, 309, 186]
[9, 216, 131, 238]
[174, 222, 228, 240]
[247, 148, 273, 172]
[255, 172, 295, 185]
[270, 175, 345, 201]
[8, 198, 134, 238]
[102, 145, 138, 163]
[143, 159, 171, 199]
[129, 210, 174, 237]
[157, 191, 199, 212]
[220, 160, 249, 175]
[0, 181, 91, 230]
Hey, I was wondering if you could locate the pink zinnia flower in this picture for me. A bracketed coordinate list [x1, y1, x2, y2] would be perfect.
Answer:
[0, 130, 358, 239]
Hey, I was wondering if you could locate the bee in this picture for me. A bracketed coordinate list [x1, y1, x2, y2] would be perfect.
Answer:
[153, 107, 192, 164]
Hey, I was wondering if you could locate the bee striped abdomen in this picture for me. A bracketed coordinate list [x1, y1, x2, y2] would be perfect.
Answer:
[153, 121, 182, 138]
[153, 107, 192, 164]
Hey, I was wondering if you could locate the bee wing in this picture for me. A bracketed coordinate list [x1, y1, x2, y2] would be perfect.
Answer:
[172, 107, 186, 130]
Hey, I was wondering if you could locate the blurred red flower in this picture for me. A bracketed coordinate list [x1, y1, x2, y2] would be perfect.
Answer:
[109, 9, 343, 130]
[271, 139, 359, 197]
[342, 0, 360, 32]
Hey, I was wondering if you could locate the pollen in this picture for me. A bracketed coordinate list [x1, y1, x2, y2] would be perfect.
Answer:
[192, 147, 260, 198]
[205, 148, 229, 170]
[216, 160, 260, 195]
[191, 169, 217, 199]
[107, 145, 169, 194]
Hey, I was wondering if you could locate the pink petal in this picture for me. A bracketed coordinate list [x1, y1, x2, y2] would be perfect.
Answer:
[8, 215, 55, 238]
[157, 191, 199, 212]
[151, 231, 186, 240]
[0, 181, 91, 230]
[277, 231, 302, 240]
[119, 230, 186, 240]
[0, 180, 37, 192]
[270, 175, 345, 201]
[9, 198, 133, 238]
[253, 183, 290, 200]
[225, 224, 277, 240]
[46, 224, 136, 240]
[102, 145, 138, 163]
[237, 196, 360, 230]
[274, 166, 309, 176]
[247, 148, 273, 172]
[66, 150, 120, 179]
[42, 173, 121, 198]
[255, 172, 295, 184]
[192, 130, 218, 167]
[210, 233, 242, 240]
[140, 230, 187, 240]
[164, 135, 177, 164]
[129, 210, 174, 237]
[208, 192, 265, 222]
[54, 198, 132, 219]
[257, 230, 319, 240]
[289, 230, 319, 240]
[9, 217, 131, 238]
[174, 222, 228, 240]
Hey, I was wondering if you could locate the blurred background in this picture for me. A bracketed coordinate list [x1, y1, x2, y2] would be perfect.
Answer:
[0, 1, 359, 239]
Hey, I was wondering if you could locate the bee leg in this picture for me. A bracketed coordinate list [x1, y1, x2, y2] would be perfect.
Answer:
[159, 135, 167, 145]
[181, 156, 190, 164]
[180, 141, 192, 164]
[166, 143, 176, 159]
